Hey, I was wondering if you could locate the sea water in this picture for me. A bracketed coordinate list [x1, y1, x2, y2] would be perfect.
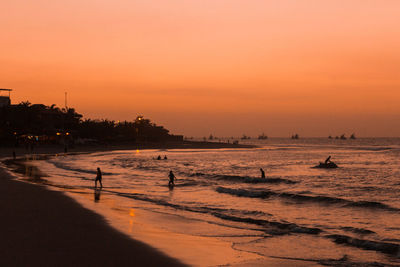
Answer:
[21, 138, 400, 265]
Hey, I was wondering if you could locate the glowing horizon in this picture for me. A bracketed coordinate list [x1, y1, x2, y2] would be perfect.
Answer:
[1, 0, 399, 137]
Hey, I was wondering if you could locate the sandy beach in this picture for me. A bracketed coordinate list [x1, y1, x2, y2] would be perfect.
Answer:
[0, 163, 186, 266]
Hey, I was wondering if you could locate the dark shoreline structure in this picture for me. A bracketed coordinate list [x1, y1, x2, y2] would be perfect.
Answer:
[0, 102, 255, 150]
[0, 102, 181, 145]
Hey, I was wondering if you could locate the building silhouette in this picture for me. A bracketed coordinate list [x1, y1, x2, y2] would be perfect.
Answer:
[0, 89, 12, 107]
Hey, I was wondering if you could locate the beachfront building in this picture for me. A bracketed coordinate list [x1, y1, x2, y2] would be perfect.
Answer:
[0, 89, 12, 107]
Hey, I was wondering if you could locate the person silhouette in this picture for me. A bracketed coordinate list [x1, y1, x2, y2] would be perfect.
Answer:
[325, 156, 332, 164]
[260, 168, 265, 178]
[164, 155, 168, 160]
[95, 167, 103, 188]
[168, 171, 176, 186]
[157, 155, 161, 160]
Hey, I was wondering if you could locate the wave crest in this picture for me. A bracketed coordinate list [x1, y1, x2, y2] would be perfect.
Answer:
[216, 187, 399, 212]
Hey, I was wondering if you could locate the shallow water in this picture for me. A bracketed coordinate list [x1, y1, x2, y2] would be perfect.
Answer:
[15, 138, 400, 265]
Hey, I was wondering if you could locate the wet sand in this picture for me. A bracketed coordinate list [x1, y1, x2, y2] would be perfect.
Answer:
[0, 166, 185, 266]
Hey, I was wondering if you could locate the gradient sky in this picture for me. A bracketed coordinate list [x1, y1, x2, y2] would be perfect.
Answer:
[1, 0, 399, 137]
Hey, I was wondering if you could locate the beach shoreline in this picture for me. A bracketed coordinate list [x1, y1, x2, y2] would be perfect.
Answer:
[0, 142, 262, 266]
[0, 143, 320, 266]
[0, 164, 187, 266]
[0, 161, 332, 267]
[1, 157, 316, 267]
[2, 140, 398, 266]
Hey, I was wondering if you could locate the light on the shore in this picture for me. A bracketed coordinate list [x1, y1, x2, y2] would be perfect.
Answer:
[129, 209, 135, 217]
[56, 132, 61, 136]
[136, 149, 140, 154]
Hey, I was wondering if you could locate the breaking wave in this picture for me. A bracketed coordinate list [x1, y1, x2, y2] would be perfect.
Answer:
[211, 174, 297, 184]
[339, 226, 376, 235]
[216, 187, 399, 212]
[327, 234, 400, 256]
[213, 213, 322, 235]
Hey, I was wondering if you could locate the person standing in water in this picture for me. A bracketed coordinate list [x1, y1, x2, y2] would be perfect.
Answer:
[168, 170, 176, 186]
[260, 168, 265, 178]
[95, 167, 103, 188]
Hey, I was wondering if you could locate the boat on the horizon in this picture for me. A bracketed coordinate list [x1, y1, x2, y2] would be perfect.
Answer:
[350, 133, 356, 139]
[291, 134, 299, 139]
[241, 135, 251, 140]
[258, 133, 268, 140]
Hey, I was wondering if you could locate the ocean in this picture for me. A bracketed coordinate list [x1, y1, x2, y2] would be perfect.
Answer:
[16, 138, 400, 266]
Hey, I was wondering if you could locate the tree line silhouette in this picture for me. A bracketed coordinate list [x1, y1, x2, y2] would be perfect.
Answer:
[0, 102, 181, 146]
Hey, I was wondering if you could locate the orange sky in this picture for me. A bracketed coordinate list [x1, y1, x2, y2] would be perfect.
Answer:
[1, 0, 399, 137]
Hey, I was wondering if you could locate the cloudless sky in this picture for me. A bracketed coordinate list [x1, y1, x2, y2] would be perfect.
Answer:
[1, 0, 399, 137]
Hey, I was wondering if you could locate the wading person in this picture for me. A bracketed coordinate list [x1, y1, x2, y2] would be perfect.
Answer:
[260, 168, 265, 178]
[95, 167, 103, 188]
[168, 170, 176, 186]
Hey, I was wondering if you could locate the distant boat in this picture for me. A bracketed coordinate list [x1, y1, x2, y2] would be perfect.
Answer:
[241, 135, 250, 140]
[350, 133, 356, 139]
[340, 134, 347, 140]
[291, 134, 299, 139]
[258, 133, 268, 140]
[328, 136, 332, 139]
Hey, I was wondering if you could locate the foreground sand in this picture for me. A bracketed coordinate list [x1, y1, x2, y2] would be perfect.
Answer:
[0, 166, 185, 266]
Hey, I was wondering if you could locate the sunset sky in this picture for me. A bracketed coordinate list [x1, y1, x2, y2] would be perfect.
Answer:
[1, 0, 399, 137]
